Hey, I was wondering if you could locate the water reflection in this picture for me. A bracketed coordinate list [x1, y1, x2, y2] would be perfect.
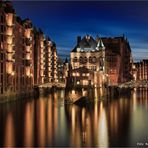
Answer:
[24, 102, 34, 146]
[0, 88, 147, 147]
[129, 88, 148, 146]
[4, 112, 15, 147]
[98, 102, 108, 147]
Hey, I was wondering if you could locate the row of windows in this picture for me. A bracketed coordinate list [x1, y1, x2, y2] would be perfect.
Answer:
[73, 56, 103, 63]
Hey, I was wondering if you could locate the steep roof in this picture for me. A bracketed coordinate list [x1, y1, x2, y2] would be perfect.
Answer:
[71, 35, 97, 52]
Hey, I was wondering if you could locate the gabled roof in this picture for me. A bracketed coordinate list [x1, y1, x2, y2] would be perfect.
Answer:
[71, 35, 97, 52]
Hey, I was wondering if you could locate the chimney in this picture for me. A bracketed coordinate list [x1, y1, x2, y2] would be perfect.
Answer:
[77, 36, 81, 45]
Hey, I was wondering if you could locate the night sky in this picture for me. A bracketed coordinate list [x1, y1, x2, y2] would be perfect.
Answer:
[13, 1, 148, 61]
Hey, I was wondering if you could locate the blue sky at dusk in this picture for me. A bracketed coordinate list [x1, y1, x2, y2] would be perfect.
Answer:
[13, 1, 148, 61]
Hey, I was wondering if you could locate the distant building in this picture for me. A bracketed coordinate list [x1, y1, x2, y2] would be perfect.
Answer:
[51, 42, 58, 82]
[34, 28, 45, 85]
[70, 35, 106, 87]
[57, 57, 64, 82]
[70, 35, 132, 87]
[63, 58, 70, 84]
[133, 60, 148, 81]
[102, 35, 133, 84]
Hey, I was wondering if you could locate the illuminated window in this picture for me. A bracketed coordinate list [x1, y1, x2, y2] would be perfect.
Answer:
[92, 56, 97, 63]
[77, 81, 80, 84]
[82, 73, 85, 76]
[76, 72, 80, 76]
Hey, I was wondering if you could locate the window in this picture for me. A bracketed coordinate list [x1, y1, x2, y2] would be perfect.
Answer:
[83, 57, 87, 63]
[89, 57, 92, 63]
[92, 56, 96, 63]
[73, 57, 77, 62]
[79, 56, 83, 63]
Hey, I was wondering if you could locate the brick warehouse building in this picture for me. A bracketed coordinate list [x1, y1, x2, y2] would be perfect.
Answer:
[0, 1, 58, 98]
[70, 35, 133, 87]
[133, 60, 148, 81]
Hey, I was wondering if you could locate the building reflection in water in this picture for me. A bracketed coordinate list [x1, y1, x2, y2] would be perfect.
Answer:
[47, 94, 53, 145]
[1, 88, 148, 147]
[129, 88, 148, 146]
[24, 101, 34, 147]
[4, 112, 15, 147]
[98, 102, 108, 147]
[65, 89, 109, 147]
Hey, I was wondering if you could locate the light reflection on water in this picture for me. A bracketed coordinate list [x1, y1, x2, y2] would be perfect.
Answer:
[0, 88, 148, 147]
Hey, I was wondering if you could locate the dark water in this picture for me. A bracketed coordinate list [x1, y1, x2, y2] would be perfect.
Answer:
[0, 88, 148, 147]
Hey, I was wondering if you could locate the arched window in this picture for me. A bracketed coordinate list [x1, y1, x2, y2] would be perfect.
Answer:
[73, 57, 77, 62]
[89, 57, 92, 63]
[83, 57, 87, 63]
[79, 56, 83, 63]
[92, 56, 96, 63]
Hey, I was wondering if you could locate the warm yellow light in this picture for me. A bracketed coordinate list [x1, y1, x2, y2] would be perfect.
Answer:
[26, 46, 30, 52]
[82, 80, 89, 85]
[40, 41, 44, 48]
[77, 81, 80, 84]
[48, 73, 51, 77]
[40, 65, 44, 69]
[6, 63, 13, 74]
[7, 53, 13, 61]
[25, 29, 31, 38]
[26, 53, 30, 60]
[11, 71, 15, 76]
[7, 36, 13, 44]
[26, 67, 30, 76]
[76, 72, 80, 76]
[72, 90, 75, 95]
[6, 27, 13, 36]
[6, 13, 13, 26]
[48, 47, 51, 53]
[40, 71, 44, 76]
[7, 44, 13, 52]
[82, 73, 85, 76]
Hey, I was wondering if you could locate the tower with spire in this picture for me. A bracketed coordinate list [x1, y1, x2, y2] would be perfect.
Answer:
[96, 36, 106, 73]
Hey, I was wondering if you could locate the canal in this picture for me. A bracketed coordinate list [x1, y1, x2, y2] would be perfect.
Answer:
[0, 88, 148, 147]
